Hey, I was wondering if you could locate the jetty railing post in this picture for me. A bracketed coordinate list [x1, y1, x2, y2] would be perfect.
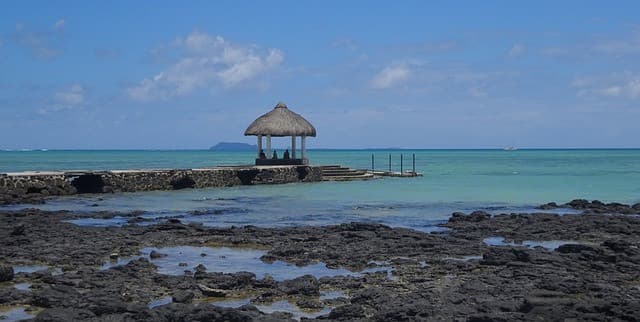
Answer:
[413, 153, 415, 173]
[371, 154, 374, 171]
[401, 154, 403, 173]
[388, 154, 391, 172]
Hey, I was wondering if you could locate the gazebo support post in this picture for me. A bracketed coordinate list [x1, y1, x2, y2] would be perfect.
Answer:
[301, 136, 306, 160]
[266, 135, 272, 156]
[291, 135, 296, 159]
[257, 135, 262, 157]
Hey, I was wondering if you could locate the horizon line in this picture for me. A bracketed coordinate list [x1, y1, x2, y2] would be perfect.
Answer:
[2, 147, 640, 152]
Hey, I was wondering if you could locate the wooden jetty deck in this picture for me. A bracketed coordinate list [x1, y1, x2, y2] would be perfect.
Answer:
[319, 165, 376, 181]
[368, 170, 423, 177]
[319, 165, 422, 181]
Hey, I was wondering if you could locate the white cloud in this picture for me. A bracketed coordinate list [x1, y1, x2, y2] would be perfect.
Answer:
[573, 73, 640, 100]
[370, 64, 410, 90]
[507, 43, 526, 58]
[39, 84, 85, 114]
[127, 31, 284, 101]
[595, 79, 640, 99]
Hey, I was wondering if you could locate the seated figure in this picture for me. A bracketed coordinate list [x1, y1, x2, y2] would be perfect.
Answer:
[272, 150, 278, 160]
[283, 149, 290, 160]
[259, 149, 267, 159]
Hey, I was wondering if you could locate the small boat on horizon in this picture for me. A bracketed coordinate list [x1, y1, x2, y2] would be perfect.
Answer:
[504, 146, 517, 151]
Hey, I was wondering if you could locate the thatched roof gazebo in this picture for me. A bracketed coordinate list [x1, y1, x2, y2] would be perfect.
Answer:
[245, 102, 316, 165]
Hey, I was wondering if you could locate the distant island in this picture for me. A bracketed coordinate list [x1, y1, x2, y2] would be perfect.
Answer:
[209, 142, 257, 151]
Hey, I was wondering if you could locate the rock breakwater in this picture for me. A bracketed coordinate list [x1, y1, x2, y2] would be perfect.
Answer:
[0, 166, 322, 205]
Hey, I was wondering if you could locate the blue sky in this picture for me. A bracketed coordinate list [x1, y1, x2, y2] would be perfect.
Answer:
[1, 1, 639, 149]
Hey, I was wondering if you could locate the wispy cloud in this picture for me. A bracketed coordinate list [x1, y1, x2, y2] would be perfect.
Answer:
[127, 31, 284, 101]
[55, 84, 84, 105]
[38, 84, 85, 114]
[94, 47, 120, 60]
[370, 63, 410, 90]
[507, 43, 526, 58]
[53, 19, 65, 31]
[419, 40, 459, 53]
[331, 38, 358, 51]
[573, 73, 640, 100]
[593, 29, 640, 55]
[13, 19, 65, 60]
[468, 86, 488, 98]
[594, 79, 640, 99]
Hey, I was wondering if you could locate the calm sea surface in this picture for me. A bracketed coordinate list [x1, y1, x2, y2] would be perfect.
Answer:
[1, 149, 638, 230]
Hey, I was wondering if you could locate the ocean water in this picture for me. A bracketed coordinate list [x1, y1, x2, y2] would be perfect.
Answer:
[1, 149, 639, 230]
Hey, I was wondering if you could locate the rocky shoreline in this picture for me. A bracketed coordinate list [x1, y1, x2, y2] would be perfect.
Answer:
[1, 201, 640, 321]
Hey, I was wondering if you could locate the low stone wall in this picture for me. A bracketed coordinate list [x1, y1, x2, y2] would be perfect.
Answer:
[0, 166, 322, 205]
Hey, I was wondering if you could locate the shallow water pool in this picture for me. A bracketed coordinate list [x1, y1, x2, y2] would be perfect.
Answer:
[104, 246, 392, 281]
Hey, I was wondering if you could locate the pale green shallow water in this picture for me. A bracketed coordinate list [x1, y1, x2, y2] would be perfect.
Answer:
[1, 149, 638, 230]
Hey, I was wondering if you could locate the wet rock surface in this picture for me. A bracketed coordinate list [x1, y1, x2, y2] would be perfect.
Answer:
[540, 198, 640, 214]
[0, 203, 639, 321]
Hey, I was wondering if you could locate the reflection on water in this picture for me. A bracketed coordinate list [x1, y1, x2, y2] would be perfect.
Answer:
[483, 236, 580, 250]
[255, 300, 331, 320]
[320, 290, 347, 301]
[211, 296, 340, 321]
[12, 283, 30, 292]
[147, 296, 172, 309]
[12, 266, 62, 275]
[443, 255, 483, 262]
[0, 307, 34, 322]
[104, 246, 392, 281]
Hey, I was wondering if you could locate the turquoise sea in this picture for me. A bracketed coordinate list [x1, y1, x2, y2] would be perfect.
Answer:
[1, 149, 639, 230]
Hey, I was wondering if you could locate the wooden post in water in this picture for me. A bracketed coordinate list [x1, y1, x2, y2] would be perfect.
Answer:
[400, 154, 403, 173]
[388, 154, 391, 172]
[413, 153, 415, 173]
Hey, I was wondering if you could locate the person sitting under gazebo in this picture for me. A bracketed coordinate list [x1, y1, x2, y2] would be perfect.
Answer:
[259, 149, 267, 159]
[245, 102, 317, 165]
[272, 150, 278, 160]
[283, 149, 290, 160]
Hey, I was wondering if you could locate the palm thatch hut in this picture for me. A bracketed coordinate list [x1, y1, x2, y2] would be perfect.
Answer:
[245, 102, 316, 165]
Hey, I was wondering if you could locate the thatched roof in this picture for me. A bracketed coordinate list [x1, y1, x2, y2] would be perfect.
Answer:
[244, 102, 316, 137]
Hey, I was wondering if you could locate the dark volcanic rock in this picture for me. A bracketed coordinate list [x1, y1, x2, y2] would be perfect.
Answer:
[0, 265, 14, 282]
[34, 308, 97, 321]
[449, 210, 491, 222]
[481, 248, 532, 265]
[537, 202, 558, 210]
[195, 271, 256, 290]
[171, 290, 194, 303]
[150, 303, 296, 321]
[149, 250, 168, 259]
[10, 224, 26, 236]
[277, 275, 319, 296]
[562, 199, 639, 214]
[2, 207, 640, 321]
[325, 304, 366, 320]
